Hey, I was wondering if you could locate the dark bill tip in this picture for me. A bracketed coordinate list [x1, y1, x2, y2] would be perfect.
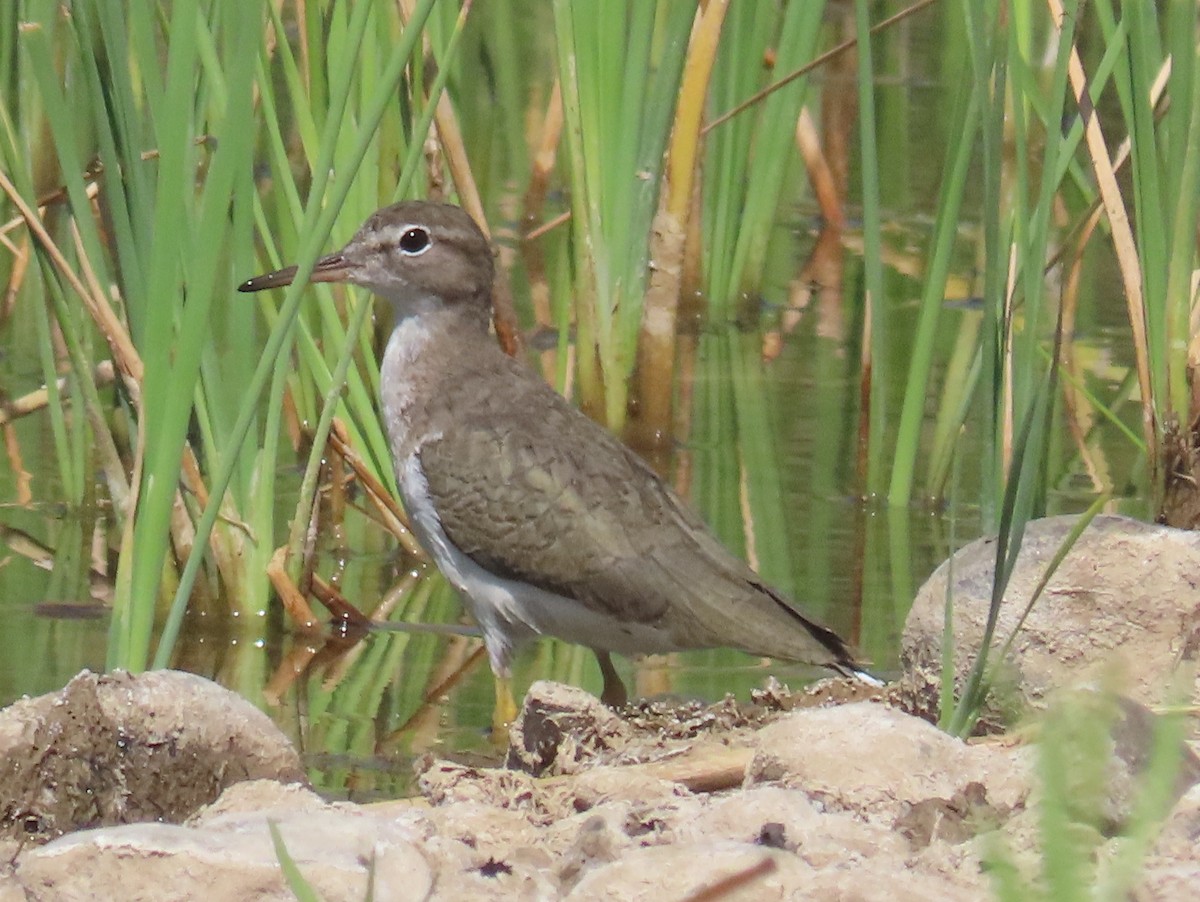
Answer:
[236, 251, 352, 293]
[237, 265, 298, 293]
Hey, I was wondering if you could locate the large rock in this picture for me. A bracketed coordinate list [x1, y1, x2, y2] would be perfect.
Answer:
[745, 702, 1030, 827]
[901, 515, 1200, 728]
[0, 669, 305, 842]
[16, 782, 432, 902]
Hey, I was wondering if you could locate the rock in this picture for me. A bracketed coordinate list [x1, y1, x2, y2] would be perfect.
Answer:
[553, 810, 634, 891]
[188, 780, 328, 825]
[673, 785, 908, 865]
[506, 680, 632, 775]
[418, 757, 686, 828]
[567, 763, 688, 810]
[565, 843, 805, 901]
[0, 850, 26, 902]
[901, 515, 1200, 728]
[16, 781, 431, 902]
[1136, 864, 1200, 902]
[6, 670, 1195, 901]
[418, 761, 544, 818]
[1049, 689, 1200, 831]
[1142, 782, 1200, 898]
[563, 840, 982, 902]
[0, 670, 306, 842]
[745, 702, 1031, 825]
[1150, 782, 1200, 864]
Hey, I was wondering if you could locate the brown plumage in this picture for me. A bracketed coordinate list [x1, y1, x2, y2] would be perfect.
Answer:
[240, 201, 875, 710]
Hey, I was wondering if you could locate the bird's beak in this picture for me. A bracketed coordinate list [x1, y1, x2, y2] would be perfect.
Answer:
[237, 250, 353, 293]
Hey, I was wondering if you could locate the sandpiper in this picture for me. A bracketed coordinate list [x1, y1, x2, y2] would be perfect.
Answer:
[240, 201, 874, 725]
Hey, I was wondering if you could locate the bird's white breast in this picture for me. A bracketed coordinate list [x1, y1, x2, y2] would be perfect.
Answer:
[380, 315, 437, 454]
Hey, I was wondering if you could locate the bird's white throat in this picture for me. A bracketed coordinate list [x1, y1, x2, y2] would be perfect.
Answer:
[379, 315, 439, 457]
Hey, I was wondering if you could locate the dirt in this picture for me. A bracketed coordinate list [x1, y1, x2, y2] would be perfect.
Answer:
[1, 514, 1198, 900]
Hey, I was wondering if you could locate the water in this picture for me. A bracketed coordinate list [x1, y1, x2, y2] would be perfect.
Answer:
[0, 294, 1046, 800]
[0, 289, 1142, 802]
[0, 7, 1151, 799]
[0, 315, 963, 801]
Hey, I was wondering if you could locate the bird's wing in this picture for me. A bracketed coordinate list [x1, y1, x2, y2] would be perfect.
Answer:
[415, 388, 736, 628]
[414, 364, 856, 667]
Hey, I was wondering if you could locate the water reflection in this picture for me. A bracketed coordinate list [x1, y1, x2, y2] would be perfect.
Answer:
[0, 3, 1154, 800]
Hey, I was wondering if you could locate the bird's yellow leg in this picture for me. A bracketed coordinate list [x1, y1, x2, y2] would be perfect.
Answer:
[491, 673, 519, 743]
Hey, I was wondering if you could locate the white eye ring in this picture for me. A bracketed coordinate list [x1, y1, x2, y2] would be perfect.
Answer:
[398, 226, 432, 255]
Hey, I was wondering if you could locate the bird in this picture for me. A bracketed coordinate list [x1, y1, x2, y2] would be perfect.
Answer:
[239, 200, 876, 726]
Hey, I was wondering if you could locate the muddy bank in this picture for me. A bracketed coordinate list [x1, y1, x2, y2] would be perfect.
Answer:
[0, 514, 1197, 900]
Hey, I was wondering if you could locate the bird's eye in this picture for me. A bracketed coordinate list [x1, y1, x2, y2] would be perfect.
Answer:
[398, 227, 431, 255]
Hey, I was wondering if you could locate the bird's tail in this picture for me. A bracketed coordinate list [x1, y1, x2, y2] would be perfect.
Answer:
[829, 661, 886, 687]
[754, 581, 886, 686]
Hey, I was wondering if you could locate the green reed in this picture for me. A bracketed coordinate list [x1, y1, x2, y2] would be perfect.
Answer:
[11, 1, 264, 669]
[161, 0, 450, 669]
[3, 4, 1195, 836]
[552, 0, 693, 430]
[701, 1, 826, 313]
[910, 0, 1200, 737]
[854, 0, 889, 498]
[0, 0, 462, 677]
